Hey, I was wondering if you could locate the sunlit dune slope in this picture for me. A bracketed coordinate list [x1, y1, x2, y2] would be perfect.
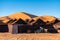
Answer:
[9, 12, 37, 21]
[33, 15, 56, 24]
[0, 16, 11, 23]
[0, 20, 6, 25]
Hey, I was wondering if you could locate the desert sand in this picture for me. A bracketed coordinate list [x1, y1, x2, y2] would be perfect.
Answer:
[0, 33, 60, 40]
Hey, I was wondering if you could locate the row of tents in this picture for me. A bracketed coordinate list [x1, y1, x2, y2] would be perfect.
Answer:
[0, 12, 60, 34]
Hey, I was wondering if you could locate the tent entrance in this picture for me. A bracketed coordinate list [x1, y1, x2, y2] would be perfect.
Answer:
[18, 25, 27, 33]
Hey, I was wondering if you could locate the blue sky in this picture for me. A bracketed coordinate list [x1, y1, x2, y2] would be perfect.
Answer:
[0, 0, 60, 18]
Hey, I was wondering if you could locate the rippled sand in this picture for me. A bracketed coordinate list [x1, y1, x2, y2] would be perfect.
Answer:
[0, 33, 60, 40]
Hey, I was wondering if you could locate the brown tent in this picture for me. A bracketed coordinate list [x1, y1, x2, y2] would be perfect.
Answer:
[53, 22, 60, 29]
[8, 18, 27, 34]
[0, 20, 8, 32]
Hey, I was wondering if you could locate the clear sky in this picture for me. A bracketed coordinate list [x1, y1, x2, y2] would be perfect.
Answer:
[0, 0, 60, 18]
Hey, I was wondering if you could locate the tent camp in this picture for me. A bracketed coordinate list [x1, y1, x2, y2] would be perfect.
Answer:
[8, 18, 27, 34]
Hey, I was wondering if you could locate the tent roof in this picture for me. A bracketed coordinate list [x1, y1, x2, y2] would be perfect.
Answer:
[14, 19, 27, 24]
[53, 22, 60, 28]
[54, 22, 60, 25]
[8, 18, 27, 24]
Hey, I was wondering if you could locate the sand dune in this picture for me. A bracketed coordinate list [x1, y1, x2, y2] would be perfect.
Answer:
[0, 16, 11, 23]
[33, 15, 56, 24]
[9, 12, 36, 21]
[0, 12, 59, 24]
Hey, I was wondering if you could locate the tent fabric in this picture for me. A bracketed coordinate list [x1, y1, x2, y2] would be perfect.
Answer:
[7, 18, 27, 24]
[53, 22, 60, 29]
[12, 19, 27, 24]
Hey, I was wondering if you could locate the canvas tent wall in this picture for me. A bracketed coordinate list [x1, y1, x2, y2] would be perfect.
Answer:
[8, 18, 27, 34]
[53, 22, 60, 30]
[0, 20, 8, 32]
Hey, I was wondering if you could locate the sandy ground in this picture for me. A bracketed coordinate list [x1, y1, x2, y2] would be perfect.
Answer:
[0, 33, 60, 40]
